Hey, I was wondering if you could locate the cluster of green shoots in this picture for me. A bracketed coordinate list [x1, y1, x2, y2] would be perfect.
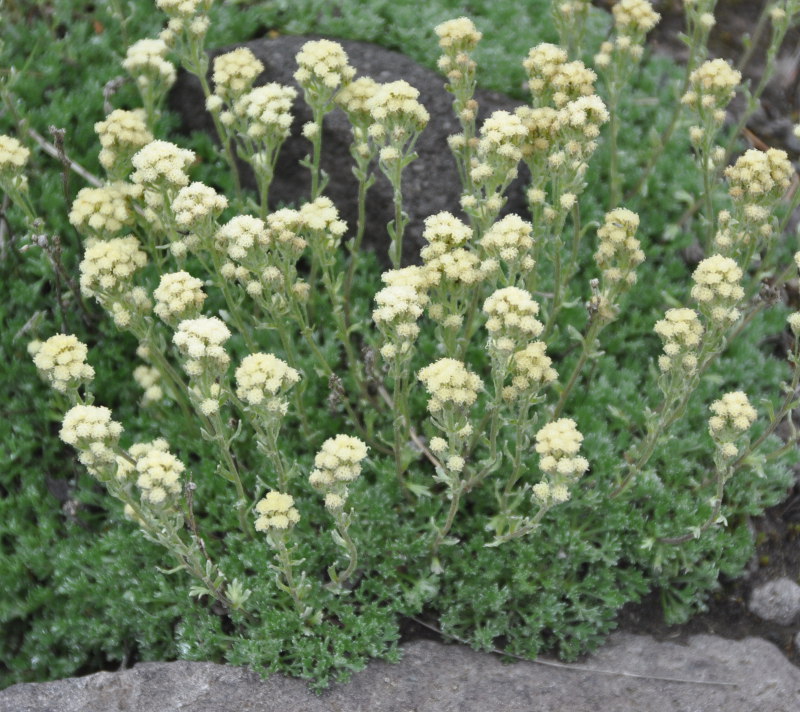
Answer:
[6, 0, 800, 660]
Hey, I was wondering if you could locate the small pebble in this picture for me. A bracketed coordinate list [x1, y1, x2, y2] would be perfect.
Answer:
[748, 578, 800, 625]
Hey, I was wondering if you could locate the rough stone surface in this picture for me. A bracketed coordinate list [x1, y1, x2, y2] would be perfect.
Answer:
[168, 36, 528, 263]
[749, 577, 800, 625]
[4, 634, 800, 712]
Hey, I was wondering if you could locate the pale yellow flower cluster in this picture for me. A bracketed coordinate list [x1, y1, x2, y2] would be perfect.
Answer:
[153, 271, 206, 325]
[122, 39, 176, 90]
[133, 365, 163, 405]
[60, 404, 123, 475]
[683, 59, 741, 118]
[173, 316, 231, 376]
[470, 110, 526, 187]
[131, 140, 195, 188]
[368, 80, 430, 144]
[523, 43, 596, 107]
[788, 311, 800, 338]
[558, 95, 609, 144]
[506, 342, 558, 401]
[594, 208, 645, 286]
[516, 107, 561, 160]
[156, 0, 208, 17]
[235, 352, 300, 413]
[32, 334, 95, 393]
[381, 265, 433, 292]
[724, 148, 793, 201]
[479, 213, 535, 273]
[373, 284, 426, 361]
[229, 83, 297, 140]
[654, 308, 704, 374]
[532, 418, 589, 504]
[136, 446, 185, 505]
[212, 47, 264, 101]
[708, 391, 756, 458]
[334, 77, 381, 146]
[418, 358, 483, 414]
[95, 109, 153, 174]
[309, 434, 368, 510]
[336, 77, 381, 124]
[299, 196, 348, 247]
[295, 39, 355, 96]
[420, 213, 487, 306]
[420, 212, 473, 262]
[435, 17, 482, 51]
[612, 0, 661, 35]
[483, 287, 543, 353]
[255, 491, 300, 531]
[69, 183, 138, 237]
[0, 135, 30, 175]
[171, 181, 228, 232]
[691, 255, 744, 324]
[265, 207, 307, 257]
[79, 236, 147, 296]
[116, 439, 167, 482]
[425, 248, 486, 296]
[215, 215, 268, 261]
[435, 17, 481, 90]
[523, 43, 568, 95]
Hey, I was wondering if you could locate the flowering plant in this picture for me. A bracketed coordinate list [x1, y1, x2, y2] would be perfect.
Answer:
[5, 0, 800, 690]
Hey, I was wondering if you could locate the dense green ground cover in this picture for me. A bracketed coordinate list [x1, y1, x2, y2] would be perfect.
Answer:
[1, 0, 796, 690]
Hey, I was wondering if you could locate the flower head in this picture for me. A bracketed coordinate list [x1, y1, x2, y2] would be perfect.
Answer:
[368, 80, 430, 146]
[479, 214, 535, 274]
[505, 342, 558, 401]
[60, 405, 123, 476]
[133, 365, 163, 405]
[173, 316, 231, 375]
[483, 287, 543, 352]
[336, 76, 381, 129]
[122, 38, 176, 90]
[255, 491, 300, 532]
[0, 135, 30, 177]
[153, 271, 207, 325]
[172, 182, 228, 232]
[309, 434, 369, 490]
[612, 0, 661, 37]
[131, 140, 195, 189]
[594, 207, 645, 287]
[435, 17, 482, 52]
[708, 391, 756, 458]
[373, 285, 426, 360]
[233, 83, 296, 140]
[418, 358, 483, 414]
[691, 255, 744, 324]
[725, 148, 793, 202]
[95, 109, 153, 175]
[212, 47, 264, 101]
[294, 39, 355, 98]
[33, 334, 95, 393]
[682, 59, 741, 114]
[135, 445, 185, 506]
[654, 308, 704, 374]
[534, 418, 589, 492]
[421, 212, 473, 262]
[235, 352, 300, 412]
[69, 183, 139, 238]
[79, 235, 147, 297]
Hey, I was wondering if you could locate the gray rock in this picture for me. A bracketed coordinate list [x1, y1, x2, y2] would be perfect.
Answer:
[4, 633, 800, 712]
[168, 36, 528, 263]
[749, 577, 800, 625]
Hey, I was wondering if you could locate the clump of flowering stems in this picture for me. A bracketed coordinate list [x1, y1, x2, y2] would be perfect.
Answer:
[15, 2, 800, 632]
